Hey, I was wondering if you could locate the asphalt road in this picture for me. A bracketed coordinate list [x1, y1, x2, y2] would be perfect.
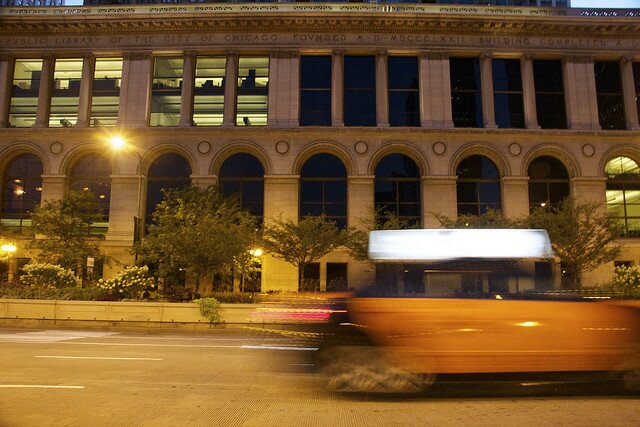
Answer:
[0, 327, 638, 427]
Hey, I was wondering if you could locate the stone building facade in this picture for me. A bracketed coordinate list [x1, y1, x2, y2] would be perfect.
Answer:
[0, 3, 639, 292]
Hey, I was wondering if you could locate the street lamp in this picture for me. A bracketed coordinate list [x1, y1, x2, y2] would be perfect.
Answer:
[1, 244, 17, 282]
[108, 134, 144, 246]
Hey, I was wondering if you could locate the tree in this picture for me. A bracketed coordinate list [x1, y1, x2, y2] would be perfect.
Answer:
[433, 208, 524, 229]
[29, 190, 103, 276]
[135, 185, 258, 296]
[262, 215, 346, 291]
[528, 198, 621, 288]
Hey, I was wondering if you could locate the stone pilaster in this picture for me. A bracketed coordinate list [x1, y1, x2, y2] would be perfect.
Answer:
[222, 51, 238, 127]
[501, 176, 530, 218]
[562, 56, 601, 131]
[34, 54, 54, 128]
[571, 177, 607, 207]
[521, 55, 540, 130]
[75, 53, 95, 128]
[0, 54, 13, 128]
[420, 52, 453, 128]
[375, 51, 389, 127]
[331, 50, 344, 127]
[348, 175, 374, 228]
[179, 50, 196, 127]
[118, 52, 152, 128]
[191, 174, 217, 188]
[268, 50, 299, 127]
[621, 57, 640, 131]
[422, 176, 457, 228]
[106, 174, 145, 245]
[40, 174, 66, 203]
[480, 53, 497, 129]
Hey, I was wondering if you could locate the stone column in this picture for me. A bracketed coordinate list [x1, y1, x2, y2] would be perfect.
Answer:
[268, 51, 299, 127]
[40, 174, 66, 203]
[480, 53, 497, 129]
[331, 50, 344, 127]
[520, 55, 540, 130]
[106, 174, 142, 245]
[34, 54, 55, 128]
[75, 53, 95, 128]
[571, 177, 607, 206]
[179, 50, 196, 127]
[0, 54, 13, 128]
[501, 176, 530, 219]
[348, 175, 374, 229]
[562, 56, 600, 131]
[118, 52, 152, 128]
[420, 52, 454, 128]
[621, 57, 640, 131]
[222, 51, 238, 127]
[262, 174, 299, 292]
[422, 176, 458, 228]
[375, 51, 389, 127]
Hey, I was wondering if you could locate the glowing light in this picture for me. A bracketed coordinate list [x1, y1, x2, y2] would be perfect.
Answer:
[14, 188, 24, 197]
[1, 244, 17, 253]
[516, 321, 540, 328]
[110, 136, 125, 149]
[250, 248, 263, 257]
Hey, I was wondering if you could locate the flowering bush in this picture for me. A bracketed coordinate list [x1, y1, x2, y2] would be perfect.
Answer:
[610, 265, 640, 298]
[98, 266, 155, 300]
[20, 262, 80, 288]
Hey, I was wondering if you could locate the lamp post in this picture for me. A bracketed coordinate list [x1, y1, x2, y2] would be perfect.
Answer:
[109, 134, 143, 249]
[1, 244, 17, 282]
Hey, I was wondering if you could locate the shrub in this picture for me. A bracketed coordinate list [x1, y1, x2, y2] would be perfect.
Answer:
[20, 262, 80, 288]
[97, 265, 155, 300]
[0, 281, 107, 300]
[159, 284, 192, 302]
[609, 265, 640, 298]
[195, 297, 221, 323]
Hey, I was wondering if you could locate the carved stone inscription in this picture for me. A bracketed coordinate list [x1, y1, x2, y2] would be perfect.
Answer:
[4, 33, 640, 51]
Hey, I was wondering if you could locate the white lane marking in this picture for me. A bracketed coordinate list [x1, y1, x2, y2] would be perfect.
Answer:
[35, 356, 162, 361]
[0, 330, 117, 343]
[0, 385, 84, 389]
[241, 345, 318, 351]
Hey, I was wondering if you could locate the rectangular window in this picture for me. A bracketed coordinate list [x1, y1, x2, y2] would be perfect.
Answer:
[595, 61, 626, 130]
[388, 56, 419, 127]
[492, 59, 525, 129]
[300, 56, 331, 126]
[344, 55, 376, 127]
[236, 56, 269, 126]
[150, 57, 183, 127]
[450, 57, 483, 128]
[533, 59, 567, 129]
[327, 263, 348, 291]
[90, 58, 122, 127]
[8, 59, 42, 128]
[50, 58, 83, 128]
[193, 56, 225, 127]
[633, 62, 640, 127]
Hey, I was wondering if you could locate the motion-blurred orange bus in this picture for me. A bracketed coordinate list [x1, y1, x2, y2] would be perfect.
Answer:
[317, 229, 640, 393]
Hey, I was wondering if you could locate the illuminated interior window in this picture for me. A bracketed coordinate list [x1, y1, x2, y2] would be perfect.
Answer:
[456, 155, 501, 216]
[236, 56, 269, 126]
[90, 58, 123, 127]
[606, 156, 640, 237]
[193, 56, 225, 127]
[9, 59, 43, 128]
[150, 57, 183, 127]
[69, 154, 111, 232]
[1, 154, 43, 230]
[50, 58, 83, 128]
[528, 156, 570, 212]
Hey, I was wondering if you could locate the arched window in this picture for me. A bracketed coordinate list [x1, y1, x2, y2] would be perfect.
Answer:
[69, 154, 111, 231]
[606, 156, 640, 237]
[219, 153, 264, 218]
[146, 153, 191, 223]
[528, 156, 570, 212]
[374, 154, 421, 227]
[456, 155, 501, 216]
[300, 153, 347, 229]
[1, 154, 43, 230]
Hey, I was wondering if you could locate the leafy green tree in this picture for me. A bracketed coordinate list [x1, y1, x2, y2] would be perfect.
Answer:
[528, 198, 621, 288]
[433, 208, 524, 229]
[135, 185, 258, 296]
[29, 190, 103, 276]
[262, 215, 346, 291]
